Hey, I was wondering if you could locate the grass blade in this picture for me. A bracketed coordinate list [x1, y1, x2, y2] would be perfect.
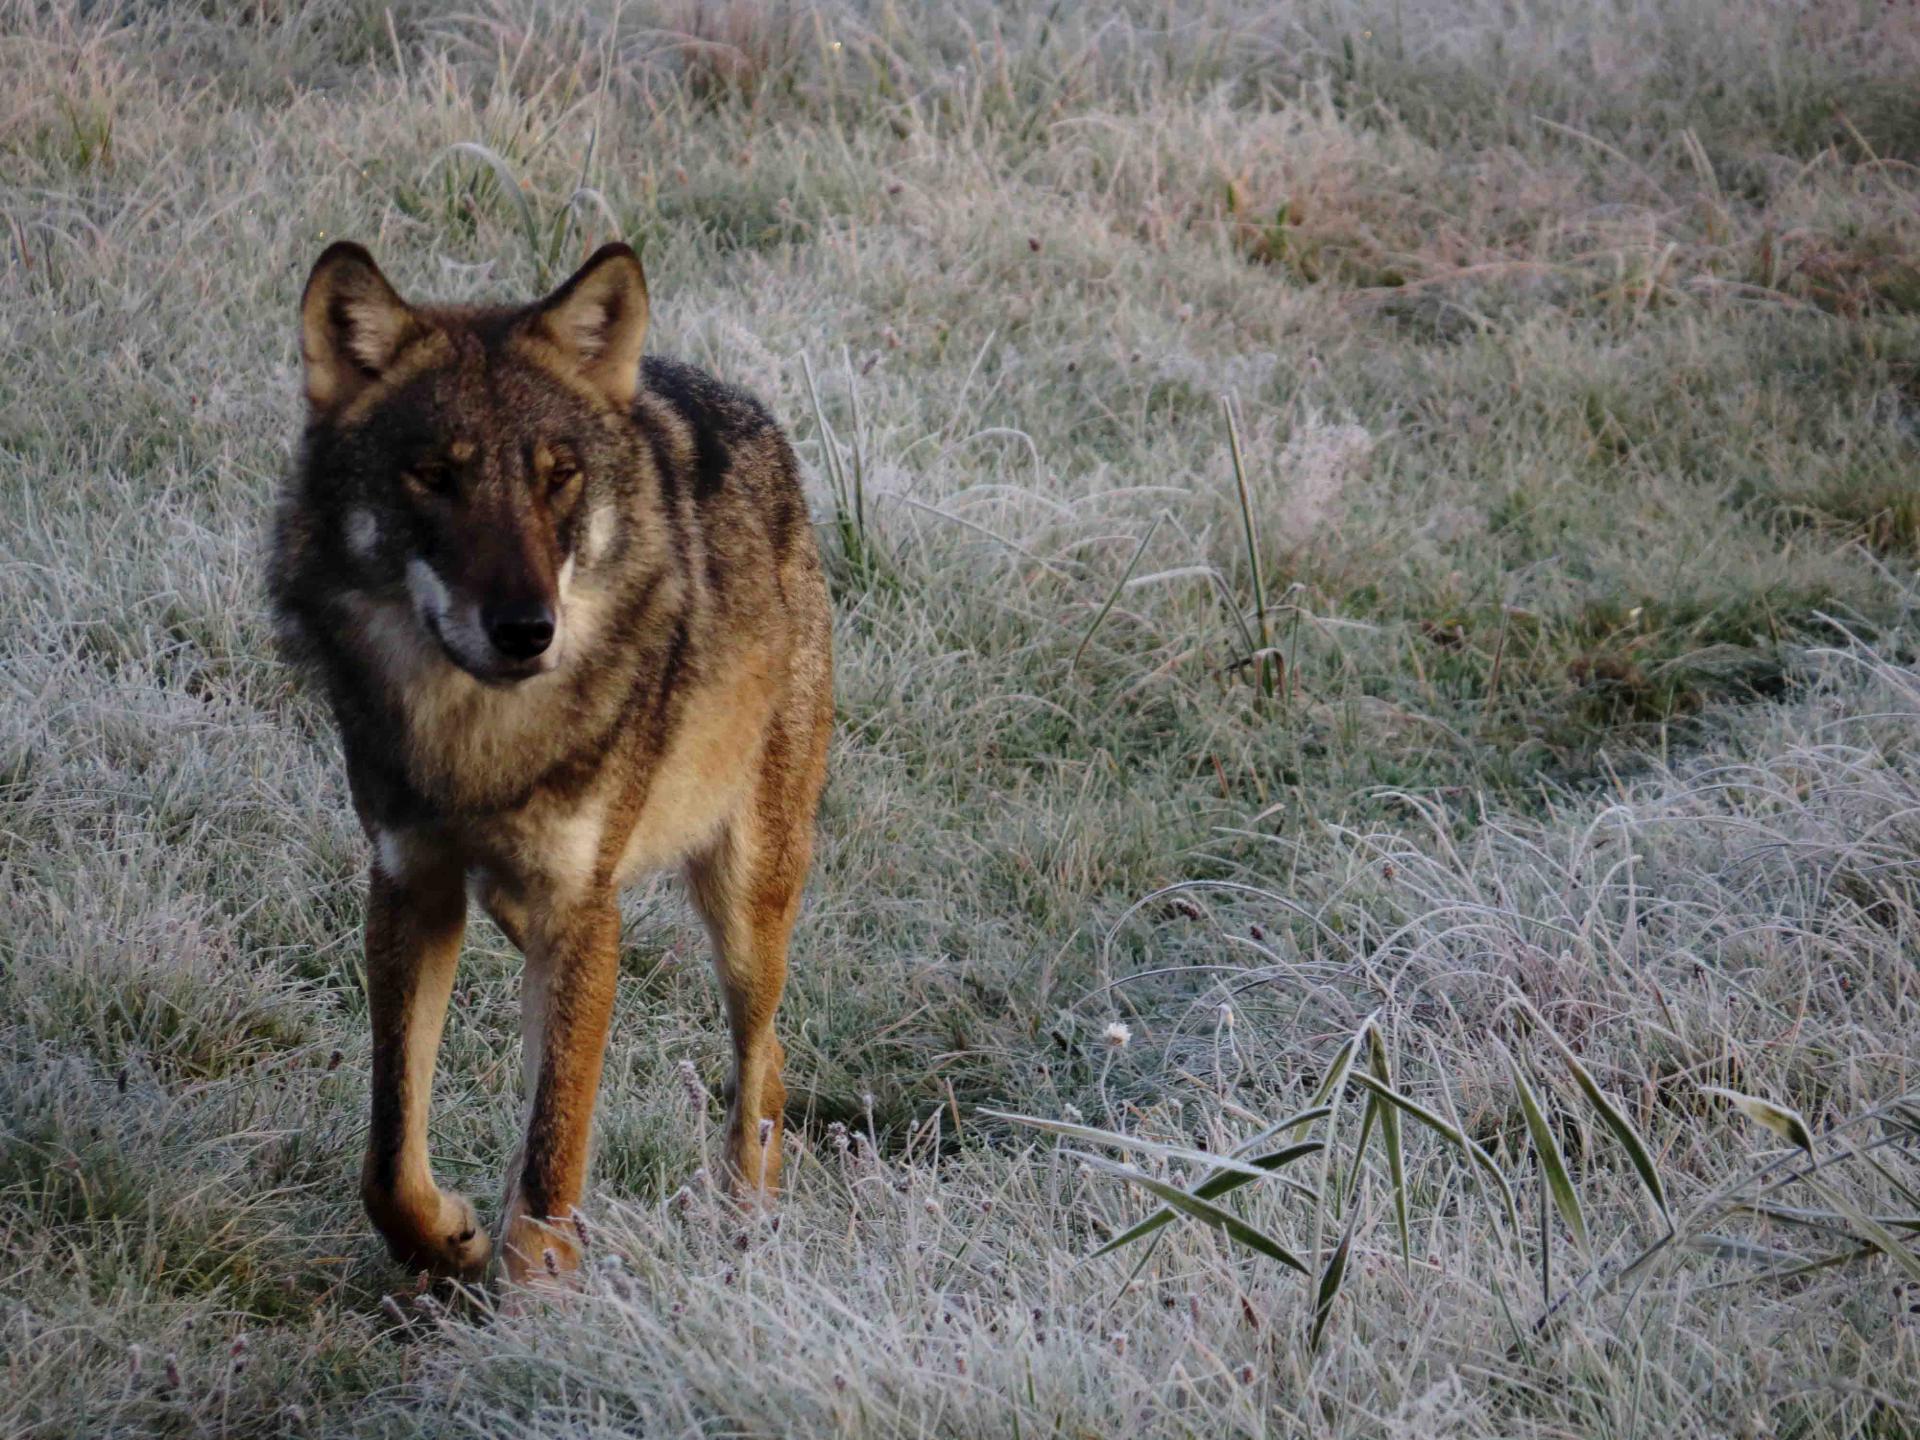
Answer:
[1507, 1050, 1588, 1255]
[1686, 1232, 1801, 1266]
[1703, 1087, 1816, 1157]
[435, 142, 540, 272]
[1535, 1023, 1669, 1226]
[982, 1109, 1295, 1182]
[1309, 1217, 1355, 1352]
[799, 352, 851, 514]
[1072, 513, 1163, 673]
[1698, 1244, 1882, 1292]
[1222, 395, 1274, 700]
[1802, 1175, 1920, 1287]
[1536, 1168, 1551, 1305]
[1308, 1032, 1361, 1112]
[1350, 1071, 1518, 1232]
[1735, 1202, 1920, 1235]
[1071, 1152, 1310, 1275]
[1235, 1105, 1335, 1156]
[1091, 1141, 1325, 1257]
[1366, 1023, 1410, 1265]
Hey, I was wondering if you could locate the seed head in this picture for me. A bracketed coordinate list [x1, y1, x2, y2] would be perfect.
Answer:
[677, 1059, 705, 1108]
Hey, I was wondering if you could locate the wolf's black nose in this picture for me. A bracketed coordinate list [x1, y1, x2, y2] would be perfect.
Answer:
[484, 600, 555, 660]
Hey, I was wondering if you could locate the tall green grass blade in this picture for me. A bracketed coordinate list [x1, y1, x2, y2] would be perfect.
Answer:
[843, 347, 868, 542]
[1367, 1023, 1410, 1265]
[1222, 395, 1273, 701]
[1236, 1106, 1335, 1157]
[1091, 1141, 1324, 1257]
[1535, 1023, 1669, 1226]
[1309, 1218, 1355, 1352]
[1071, 1152, 1310, 1275]
[1507, 1050, 1588, 1255]
[1803, 1175, 1920, 1286]
[1536, 1168, 1551, 1305]
[1855, 1147, 1920, 1211]
[1072, 514, 1162, 673]
[1698, 1245, 1881, 1292]
[1734, 1202, 1920, 1235]
[1350, 1071, 1518, 1232]
[1686, 1232, 1801, 1265]
[1308, 1033, 1361, 1112]
[1349, 1090, 1380, 1203]
[799, 352, 850, 514]
[980, 1109, 1299, 1182]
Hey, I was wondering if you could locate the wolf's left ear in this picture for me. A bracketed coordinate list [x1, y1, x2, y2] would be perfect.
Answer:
[534, 243, 649, 408]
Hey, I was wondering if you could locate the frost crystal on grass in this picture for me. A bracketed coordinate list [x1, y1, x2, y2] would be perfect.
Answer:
[1274, 411, 1374, 546]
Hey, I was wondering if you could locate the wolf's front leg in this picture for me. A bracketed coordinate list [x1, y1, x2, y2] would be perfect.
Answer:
[500, 893, 621, 1284]
[361, 852, 490, 1277]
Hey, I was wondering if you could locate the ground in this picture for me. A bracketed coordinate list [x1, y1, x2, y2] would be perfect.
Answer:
[3, 2, 1919, 1436]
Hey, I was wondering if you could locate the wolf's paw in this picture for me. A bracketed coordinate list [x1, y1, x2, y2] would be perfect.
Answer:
[725, 1117, 785, 1204]
[371, 1188, 492, 1279]
[499, 1207, 587, 1288]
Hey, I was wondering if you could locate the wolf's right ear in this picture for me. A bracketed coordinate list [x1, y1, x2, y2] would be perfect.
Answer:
[300, 243, 421, 416]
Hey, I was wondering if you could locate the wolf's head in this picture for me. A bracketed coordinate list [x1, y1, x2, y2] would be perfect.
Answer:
[296, 242, 650, 685]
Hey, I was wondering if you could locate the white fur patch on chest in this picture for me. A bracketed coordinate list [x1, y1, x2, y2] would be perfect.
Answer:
[345, 507, 380, 560]
[500, 792, 607, 901]
[371, 826, 412, 880]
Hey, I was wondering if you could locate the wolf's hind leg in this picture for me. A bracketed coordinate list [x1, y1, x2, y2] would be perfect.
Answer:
[361, 849, 490, 1277]
[685, 747, 820, 1199]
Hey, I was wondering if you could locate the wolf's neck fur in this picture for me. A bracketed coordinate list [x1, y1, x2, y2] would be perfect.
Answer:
[329, 545, 695, 821]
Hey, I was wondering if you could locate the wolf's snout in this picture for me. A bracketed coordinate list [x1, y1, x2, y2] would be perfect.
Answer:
[483, 599, 556, 661]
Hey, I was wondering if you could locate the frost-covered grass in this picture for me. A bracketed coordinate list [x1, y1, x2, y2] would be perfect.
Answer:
[2, 2, 1918, 1435]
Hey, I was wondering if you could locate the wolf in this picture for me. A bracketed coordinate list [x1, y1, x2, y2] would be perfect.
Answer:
[269, 241, 832, 1283]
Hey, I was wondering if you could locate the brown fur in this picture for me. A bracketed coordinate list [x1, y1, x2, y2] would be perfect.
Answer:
[270, 243, 831, 1284]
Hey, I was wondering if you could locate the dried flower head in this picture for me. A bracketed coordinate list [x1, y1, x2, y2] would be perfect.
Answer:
[677, 1059, 705, 1108]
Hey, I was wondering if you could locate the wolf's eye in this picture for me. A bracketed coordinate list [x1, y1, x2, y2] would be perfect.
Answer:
[546, 462, 582, 498]
[406, 461, 455, 496]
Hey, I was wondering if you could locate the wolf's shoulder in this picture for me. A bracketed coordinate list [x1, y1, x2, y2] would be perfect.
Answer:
[639, 355, 779, 445]
[632, 353, 802, 540]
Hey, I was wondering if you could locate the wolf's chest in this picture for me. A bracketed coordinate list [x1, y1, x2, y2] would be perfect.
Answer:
[457, 646, 783, 900]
